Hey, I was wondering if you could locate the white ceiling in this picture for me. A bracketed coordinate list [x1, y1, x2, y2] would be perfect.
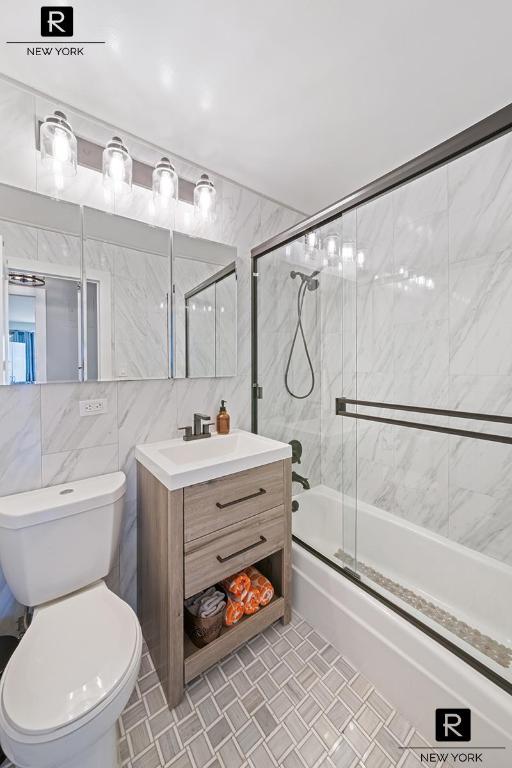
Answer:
[0, 0, 512, 213]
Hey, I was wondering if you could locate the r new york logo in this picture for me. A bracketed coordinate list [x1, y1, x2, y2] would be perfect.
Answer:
[435, 709, 471, 742]
[41, 7, 74, 37]
[4, 6, 105, 56]
[408, 708, 507, 764]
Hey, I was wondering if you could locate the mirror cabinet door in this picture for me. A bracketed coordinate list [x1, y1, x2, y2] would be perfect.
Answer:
[0, 184, 237, 384]
[173, 232, 237, 379]
[0, 183, 82, 384]
[82, 208, 171, 382]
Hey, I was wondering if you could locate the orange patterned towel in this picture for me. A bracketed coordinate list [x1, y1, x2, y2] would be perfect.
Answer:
[245, 566, 274, 606]
[220, 571, 250, 597]
[242, 586, 261, 615]
[223, 593, 244, 626]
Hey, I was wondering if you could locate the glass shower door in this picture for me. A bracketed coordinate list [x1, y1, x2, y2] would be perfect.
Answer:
[254, 217, 357, 573]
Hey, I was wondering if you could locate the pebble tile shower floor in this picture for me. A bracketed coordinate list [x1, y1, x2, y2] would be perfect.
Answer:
[2, 611, 432, 768]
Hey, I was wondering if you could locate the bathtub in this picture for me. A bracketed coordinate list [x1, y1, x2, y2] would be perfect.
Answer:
[291, 485, 512, 765]
[292, 484, 512, 656]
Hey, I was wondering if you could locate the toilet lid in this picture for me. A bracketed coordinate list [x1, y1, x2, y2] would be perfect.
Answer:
[1, 582, 139, 735]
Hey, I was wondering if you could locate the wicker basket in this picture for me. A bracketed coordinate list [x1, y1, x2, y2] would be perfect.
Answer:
[184, 604, 224, 648]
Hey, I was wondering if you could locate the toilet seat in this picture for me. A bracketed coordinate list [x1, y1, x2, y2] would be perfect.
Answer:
[0, 581, 140, 740]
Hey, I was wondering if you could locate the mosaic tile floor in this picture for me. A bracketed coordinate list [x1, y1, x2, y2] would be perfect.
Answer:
[1, 610, 431, 768]
[116, 611, 429, 768]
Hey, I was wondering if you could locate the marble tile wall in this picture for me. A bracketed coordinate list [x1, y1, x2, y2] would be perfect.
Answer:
[0, 77, 303, 630]
[255, 128, 512, 574]
[257, 246, 323, 491]
[321, 134, 512, 569]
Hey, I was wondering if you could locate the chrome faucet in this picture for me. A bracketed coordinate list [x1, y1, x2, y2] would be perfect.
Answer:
[179, 413, 214, 441]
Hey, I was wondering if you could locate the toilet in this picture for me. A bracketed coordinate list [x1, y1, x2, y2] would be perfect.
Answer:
[0, 472, 142, 768]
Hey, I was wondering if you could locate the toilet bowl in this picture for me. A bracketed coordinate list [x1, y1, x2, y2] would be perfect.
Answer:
[0, 473, 142, 768]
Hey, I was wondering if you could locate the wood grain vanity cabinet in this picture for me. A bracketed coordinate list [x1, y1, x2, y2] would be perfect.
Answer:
[137, 458, 292, 708]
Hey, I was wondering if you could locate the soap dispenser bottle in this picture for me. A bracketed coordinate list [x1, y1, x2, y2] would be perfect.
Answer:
[216, 400, 230, 435]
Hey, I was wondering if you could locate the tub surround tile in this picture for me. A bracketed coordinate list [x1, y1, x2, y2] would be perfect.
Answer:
[449, 486, 512, 566]
[312, 128, 512, 577]
[448, 130, 512, 263]
[393, 165, 448, 226]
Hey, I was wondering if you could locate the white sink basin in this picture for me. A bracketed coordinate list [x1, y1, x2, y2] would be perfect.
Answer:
[135, 429, 292, 490]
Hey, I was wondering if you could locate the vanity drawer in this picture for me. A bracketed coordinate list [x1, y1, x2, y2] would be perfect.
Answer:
[184, 505, 285, 598]
[183, 461, 284, 542]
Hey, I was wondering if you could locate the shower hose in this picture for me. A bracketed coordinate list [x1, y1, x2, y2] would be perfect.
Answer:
[284, 278, 315, 399]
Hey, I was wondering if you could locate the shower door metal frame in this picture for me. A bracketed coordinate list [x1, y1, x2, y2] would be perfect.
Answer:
[251, 100, 512, 432]
[250, 101, 512, 696]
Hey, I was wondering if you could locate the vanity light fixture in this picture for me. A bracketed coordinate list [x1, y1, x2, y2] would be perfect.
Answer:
[153, 156, 178, 210]
[194, 173, 216, 221]
[39, 110, 77, 191]
[102, 136, 132, 199]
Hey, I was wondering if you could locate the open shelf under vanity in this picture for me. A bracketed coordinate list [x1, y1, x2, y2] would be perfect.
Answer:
[137, 456, 292, 707]
[184, 593, 285, 682]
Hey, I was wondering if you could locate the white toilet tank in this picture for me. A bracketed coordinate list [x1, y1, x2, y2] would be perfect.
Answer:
[0, 472, 126, 607]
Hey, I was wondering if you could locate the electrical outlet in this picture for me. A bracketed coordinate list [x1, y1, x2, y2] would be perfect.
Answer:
[79, 398, 107, 417]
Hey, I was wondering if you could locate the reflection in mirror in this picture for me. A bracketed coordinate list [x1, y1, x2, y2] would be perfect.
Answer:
[82, 207, 171, 381]
[0, 183, 82, 384]
[173, 233, 237, 378]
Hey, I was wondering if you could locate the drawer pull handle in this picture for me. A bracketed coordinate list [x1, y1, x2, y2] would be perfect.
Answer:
[216, 535, 267, 563]
[216, 488, 266, 509]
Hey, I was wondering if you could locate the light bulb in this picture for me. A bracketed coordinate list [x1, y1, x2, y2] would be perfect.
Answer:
[109, 151, 125, 183]
[199, 187, 211, 212]
[39, 110, 77, 193]
[160, 170, 174, 198]
[194, 173, 216, 221]
[53, 127, 70, 163]
[102, 136, 132, 199]
[153, 157, 178, 210]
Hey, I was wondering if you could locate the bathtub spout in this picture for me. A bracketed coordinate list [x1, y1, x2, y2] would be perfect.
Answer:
[292, 471, 310, 490]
